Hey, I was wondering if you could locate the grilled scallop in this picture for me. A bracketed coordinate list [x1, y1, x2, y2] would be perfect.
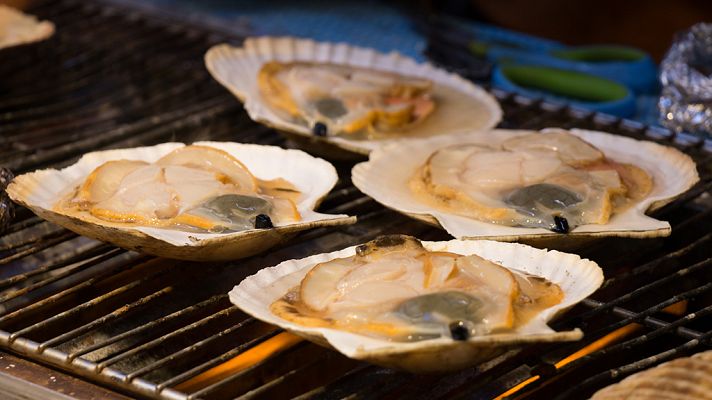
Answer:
[352, 128, 699, 242]
[7, 141, 355, 261]
[230, 235, 603, 372]
[272, 236, 556, 341]
[258, 61, 435, 137]
[57, 145, 300, 232]
[205, 37, 502, 154]
[410, 130, 653, 233]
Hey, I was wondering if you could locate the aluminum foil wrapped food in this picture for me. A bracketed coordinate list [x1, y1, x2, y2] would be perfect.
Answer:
[659, 23, 712, 136]
[0, 168, 15, 232]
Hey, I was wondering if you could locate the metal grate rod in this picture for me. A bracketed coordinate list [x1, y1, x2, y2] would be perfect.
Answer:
[8, 264, 178, 343]
[39, 286, 174, 350]
[554, 330, 712, 400]
[583, 298, 707, 340]
[0, 247, 126, 306]
[0, 251, 140, 326]
[0, 231, 77, 265]
[68, 294, 228, 360]
[599, 233, 711, 290]
[577, 257, 712, 321]
[156, 329, 283, 391]
[0, 243, 112, 290]
[125, 316, 259, 380]
[96, 306, 241, 370]
[184, 332, 301, 400]
[1, 216, 43, 236]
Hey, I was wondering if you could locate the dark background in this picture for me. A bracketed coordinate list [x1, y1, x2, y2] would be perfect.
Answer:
[425, 0, 712, 61]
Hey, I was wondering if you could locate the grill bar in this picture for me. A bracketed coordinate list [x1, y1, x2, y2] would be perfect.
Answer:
[0, 231, 77, 265]
[583, 298, 708, 340]
[156, 328, 283, 391]
[0, 243, 113, 289]
[9, 262, 177, 343]
[68, 294, 228, 361]
[0, 1, 709, 399]
[96, 306, 241, 369]
[0, 247, 127, 307]
[0, 251, 140, 326]
[179, 329, 289, 399]
[578, 258, 712, 322]
[39, 286, 174, 350]
[124, 316, 257, 380]
[554, 332, 712, 400]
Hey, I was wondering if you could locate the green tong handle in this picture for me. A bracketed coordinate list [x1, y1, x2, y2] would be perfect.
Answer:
[501, 65, 629, 102]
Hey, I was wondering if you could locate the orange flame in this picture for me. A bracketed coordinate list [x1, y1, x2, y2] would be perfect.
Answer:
[176, 332, 303, 392]
[493, 300, 688, 400]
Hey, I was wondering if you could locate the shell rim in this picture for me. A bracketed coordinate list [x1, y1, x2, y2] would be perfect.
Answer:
[229, 238, 604, 359]
[351, 128, 700, 240]
[0, 5, 55, 50]
[204, 36, 503, 155]
[6, 141, 356, 250]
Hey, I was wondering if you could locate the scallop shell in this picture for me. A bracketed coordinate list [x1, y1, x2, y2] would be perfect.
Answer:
[229, 239, 603, 373]
[591, 350, 712, 399]
[204, 36, 502, 155]
[7, 142, 356, 261]
[0, 5, 54, 50]
[352, 128, 699, 243]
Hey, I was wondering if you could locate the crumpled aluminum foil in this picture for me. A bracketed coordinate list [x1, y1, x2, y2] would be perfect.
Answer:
[659, 23, 712, 136]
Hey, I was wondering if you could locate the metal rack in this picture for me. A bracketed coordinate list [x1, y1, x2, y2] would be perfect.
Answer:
[0, 1, 710, 399]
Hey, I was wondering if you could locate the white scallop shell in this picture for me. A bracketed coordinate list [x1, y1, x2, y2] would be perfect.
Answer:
[229, 238, 603, 373]
[7, 142, 355, 261]
[204, 36, 502, 155]
[352, 128, 699, 242]
[0, 5, 54, 50]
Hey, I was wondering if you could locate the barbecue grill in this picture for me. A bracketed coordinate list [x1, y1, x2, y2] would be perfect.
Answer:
[1, 1, 711, 399]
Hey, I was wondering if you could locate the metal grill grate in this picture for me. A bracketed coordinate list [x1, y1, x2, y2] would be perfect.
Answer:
[0, 1, 711, 399]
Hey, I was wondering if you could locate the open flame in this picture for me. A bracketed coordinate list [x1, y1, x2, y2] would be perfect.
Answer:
[494, 300, 687, 399]
[175, 302, 688, 396]
[176, 332, 303, 392]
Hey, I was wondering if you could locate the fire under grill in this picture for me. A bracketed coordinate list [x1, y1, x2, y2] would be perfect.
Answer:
[0, 1, 711, 399]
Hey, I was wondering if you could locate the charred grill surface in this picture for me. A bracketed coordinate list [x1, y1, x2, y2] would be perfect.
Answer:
[0, 1, 710, 399]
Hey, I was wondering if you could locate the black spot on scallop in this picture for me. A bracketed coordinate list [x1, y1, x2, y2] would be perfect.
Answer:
[449, 321, 471, 341]
[254, 214, 273, 229]
[552, 215, 570, 234]
[312, 121, 328, 136]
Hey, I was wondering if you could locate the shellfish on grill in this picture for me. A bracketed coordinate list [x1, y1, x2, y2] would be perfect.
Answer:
[0, 5, 54, 50]
[7, 142, 355, 261]
[229, 235, 603, 373]
[205, 37, 501, 155]
[352, 128, 699, 243]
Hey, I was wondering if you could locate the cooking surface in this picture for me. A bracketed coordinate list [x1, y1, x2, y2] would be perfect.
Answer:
[1, 1, 711, 399]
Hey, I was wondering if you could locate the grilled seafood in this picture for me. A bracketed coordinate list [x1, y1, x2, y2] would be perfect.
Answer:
[55, 145, 301, 232]
[271, 235, 563, 342]
[409, 130, 653, 233]
[258, 61, 435, 137]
